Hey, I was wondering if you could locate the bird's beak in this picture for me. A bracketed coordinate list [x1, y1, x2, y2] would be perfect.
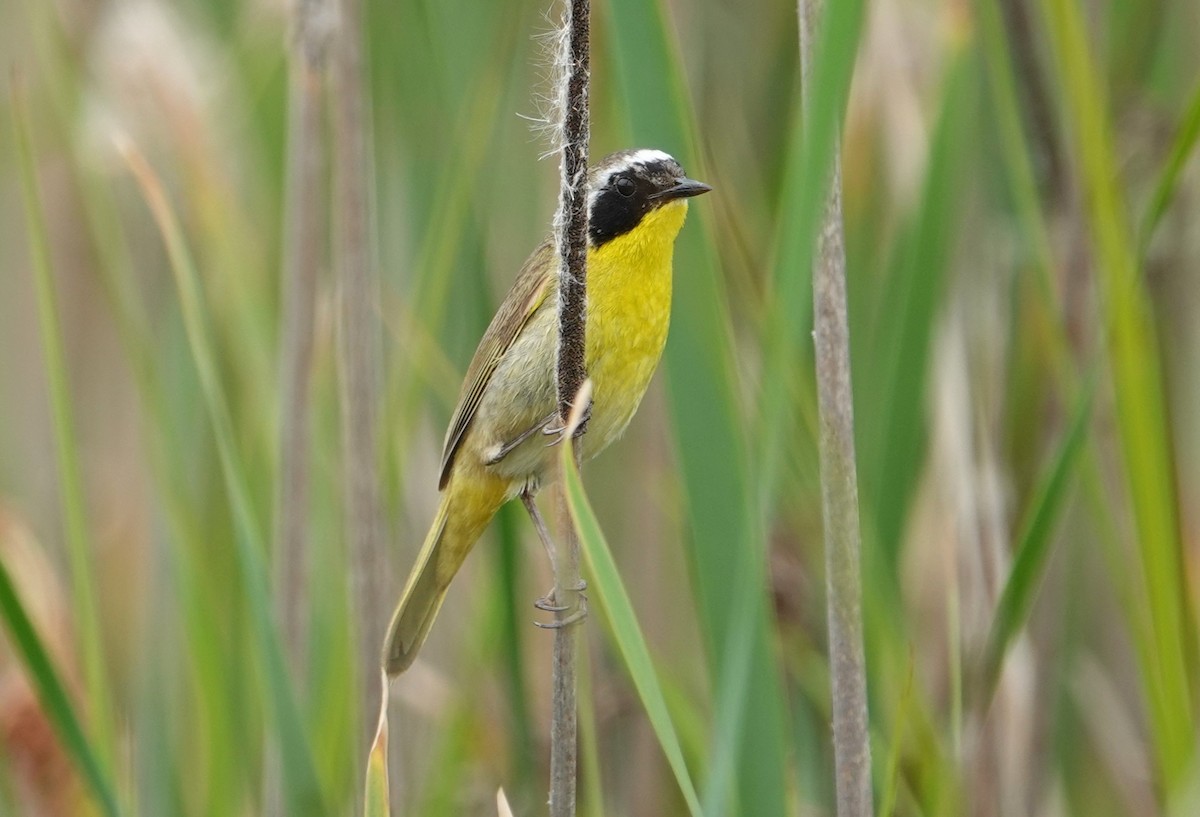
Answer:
[652, 177, 713, 201]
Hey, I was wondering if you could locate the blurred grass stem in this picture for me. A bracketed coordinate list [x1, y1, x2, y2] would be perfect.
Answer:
[0, 553, 120, 817]
[798, 2, 874, 815]
[1043, 0, 1194, 792]
[276, 0, 331, 682]
[12, 71, 120, 810]
[332, 0, 388, 768]
[268, 3, 330, 810]
[549, 0, 591, 813]
[1139, 79, 1200, 255]
[124, 143, 326, 814]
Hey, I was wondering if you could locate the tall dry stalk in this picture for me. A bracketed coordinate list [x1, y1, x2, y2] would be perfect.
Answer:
[275, 0, 331, 678]
[549, 0, 591, 814]
[332, 0, 388, 771]
[798, 0, 875, 814]
[265, 3, 330, 811]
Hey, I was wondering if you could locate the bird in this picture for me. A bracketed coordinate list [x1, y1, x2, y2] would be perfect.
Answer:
[383, 148, 711, 676]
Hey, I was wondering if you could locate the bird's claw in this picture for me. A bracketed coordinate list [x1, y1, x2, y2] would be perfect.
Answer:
[534, 596, 570, 613]
[534, 580, 588, 628]
[534, 593, 589, 629]
[543, 400, 593, 446]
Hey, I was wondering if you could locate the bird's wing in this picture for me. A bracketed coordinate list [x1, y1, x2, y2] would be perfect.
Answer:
[439, 241, 555, 489]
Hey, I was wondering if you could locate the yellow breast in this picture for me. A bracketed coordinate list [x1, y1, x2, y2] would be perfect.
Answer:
[582, 200, 688, 456]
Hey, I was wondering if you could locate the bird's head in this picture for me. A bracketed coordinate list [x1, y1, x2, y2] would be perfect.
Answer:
[587, 149, 711, 247]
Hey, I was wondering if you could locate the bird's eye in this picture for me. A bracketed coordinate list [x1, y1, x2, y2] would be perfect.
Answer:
[615, 176, 636, 197]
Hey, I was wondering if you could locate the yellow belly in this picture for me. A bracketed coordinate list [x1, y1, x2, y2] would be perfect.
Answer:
[582, 200, 686, 458]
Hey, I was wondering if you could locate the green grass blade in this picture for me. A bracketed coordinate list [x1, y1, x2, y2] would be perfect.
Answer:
[492, 504, 537, 795]
[561, 444, 705, 817]
[1138, 78, 1200, 254]
[699, 587, 756, 816]
[11, 73, 117, 783]
[1042, 0, 1194, 790]
[379, 12, 526, 469]
[76, 165, 251, 815]
[122, 145, 327, 815]
[981, 377, 1094, 700]
[0, 554, 119, 817]
[859, 51, 978, 568]
[603, 2, 790, 812]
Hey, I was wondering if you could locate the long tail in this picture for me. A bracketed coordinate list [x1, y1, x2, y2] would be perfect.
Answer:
[383, 475, 505, 676]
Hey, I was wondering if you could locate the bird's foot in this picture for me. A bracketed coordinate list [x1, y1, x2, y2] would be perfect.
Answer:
[534, 580, 589, 628]
[542, 399, 593, 446]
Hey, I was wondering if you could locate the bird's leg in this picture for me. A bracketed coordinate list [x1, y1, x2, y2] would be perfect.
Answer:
[521, 488, 558, 581]
[542, 397, 593, 446]
[486, 413, 558, 466]
[520, 488, 587, 626]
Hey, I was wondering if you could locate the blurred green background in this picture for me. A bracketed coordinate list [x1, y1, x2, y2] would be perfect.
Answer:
[2, 0, 1199, 813]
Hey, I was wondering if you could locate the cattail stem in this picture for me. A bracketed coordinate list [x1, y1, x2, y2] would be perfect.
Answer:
[798, 1, 875, 815]
[550, 0, 590, 814]
[554, 0, 591, 421]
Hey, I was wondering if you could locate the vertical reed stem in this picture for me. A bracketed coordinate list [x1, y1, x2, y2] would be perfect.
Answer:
[266, 6, 330, 810]
[798, 2, 875, 815]
[550, 0, 590, 814]
[332, 0, 387, 773]
[275, 0, 331, 680]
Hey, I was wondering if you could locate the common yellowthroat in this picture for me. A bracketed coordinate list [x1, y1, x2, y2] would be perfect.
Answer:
[383, 149, 710, 675]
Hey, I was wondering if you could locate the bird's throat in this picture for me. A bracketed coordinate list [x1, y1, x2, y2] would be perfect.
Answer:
[579, 201, 687, 452]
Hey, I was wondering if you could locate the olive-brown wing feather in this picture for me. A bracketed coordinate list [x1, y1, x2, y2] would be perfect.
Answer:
[438, 241, 555, 489]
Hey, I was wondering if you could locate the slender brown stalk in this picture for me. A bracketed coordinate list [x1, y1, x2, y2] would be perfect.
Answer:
[265, 5, 330, 812]
[549, 451, 584, 817]
[549, 0, 590, 814]
[332, 0, 387, 772]
[798, 1, 875, 815]
[275, 0, 331, 679]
